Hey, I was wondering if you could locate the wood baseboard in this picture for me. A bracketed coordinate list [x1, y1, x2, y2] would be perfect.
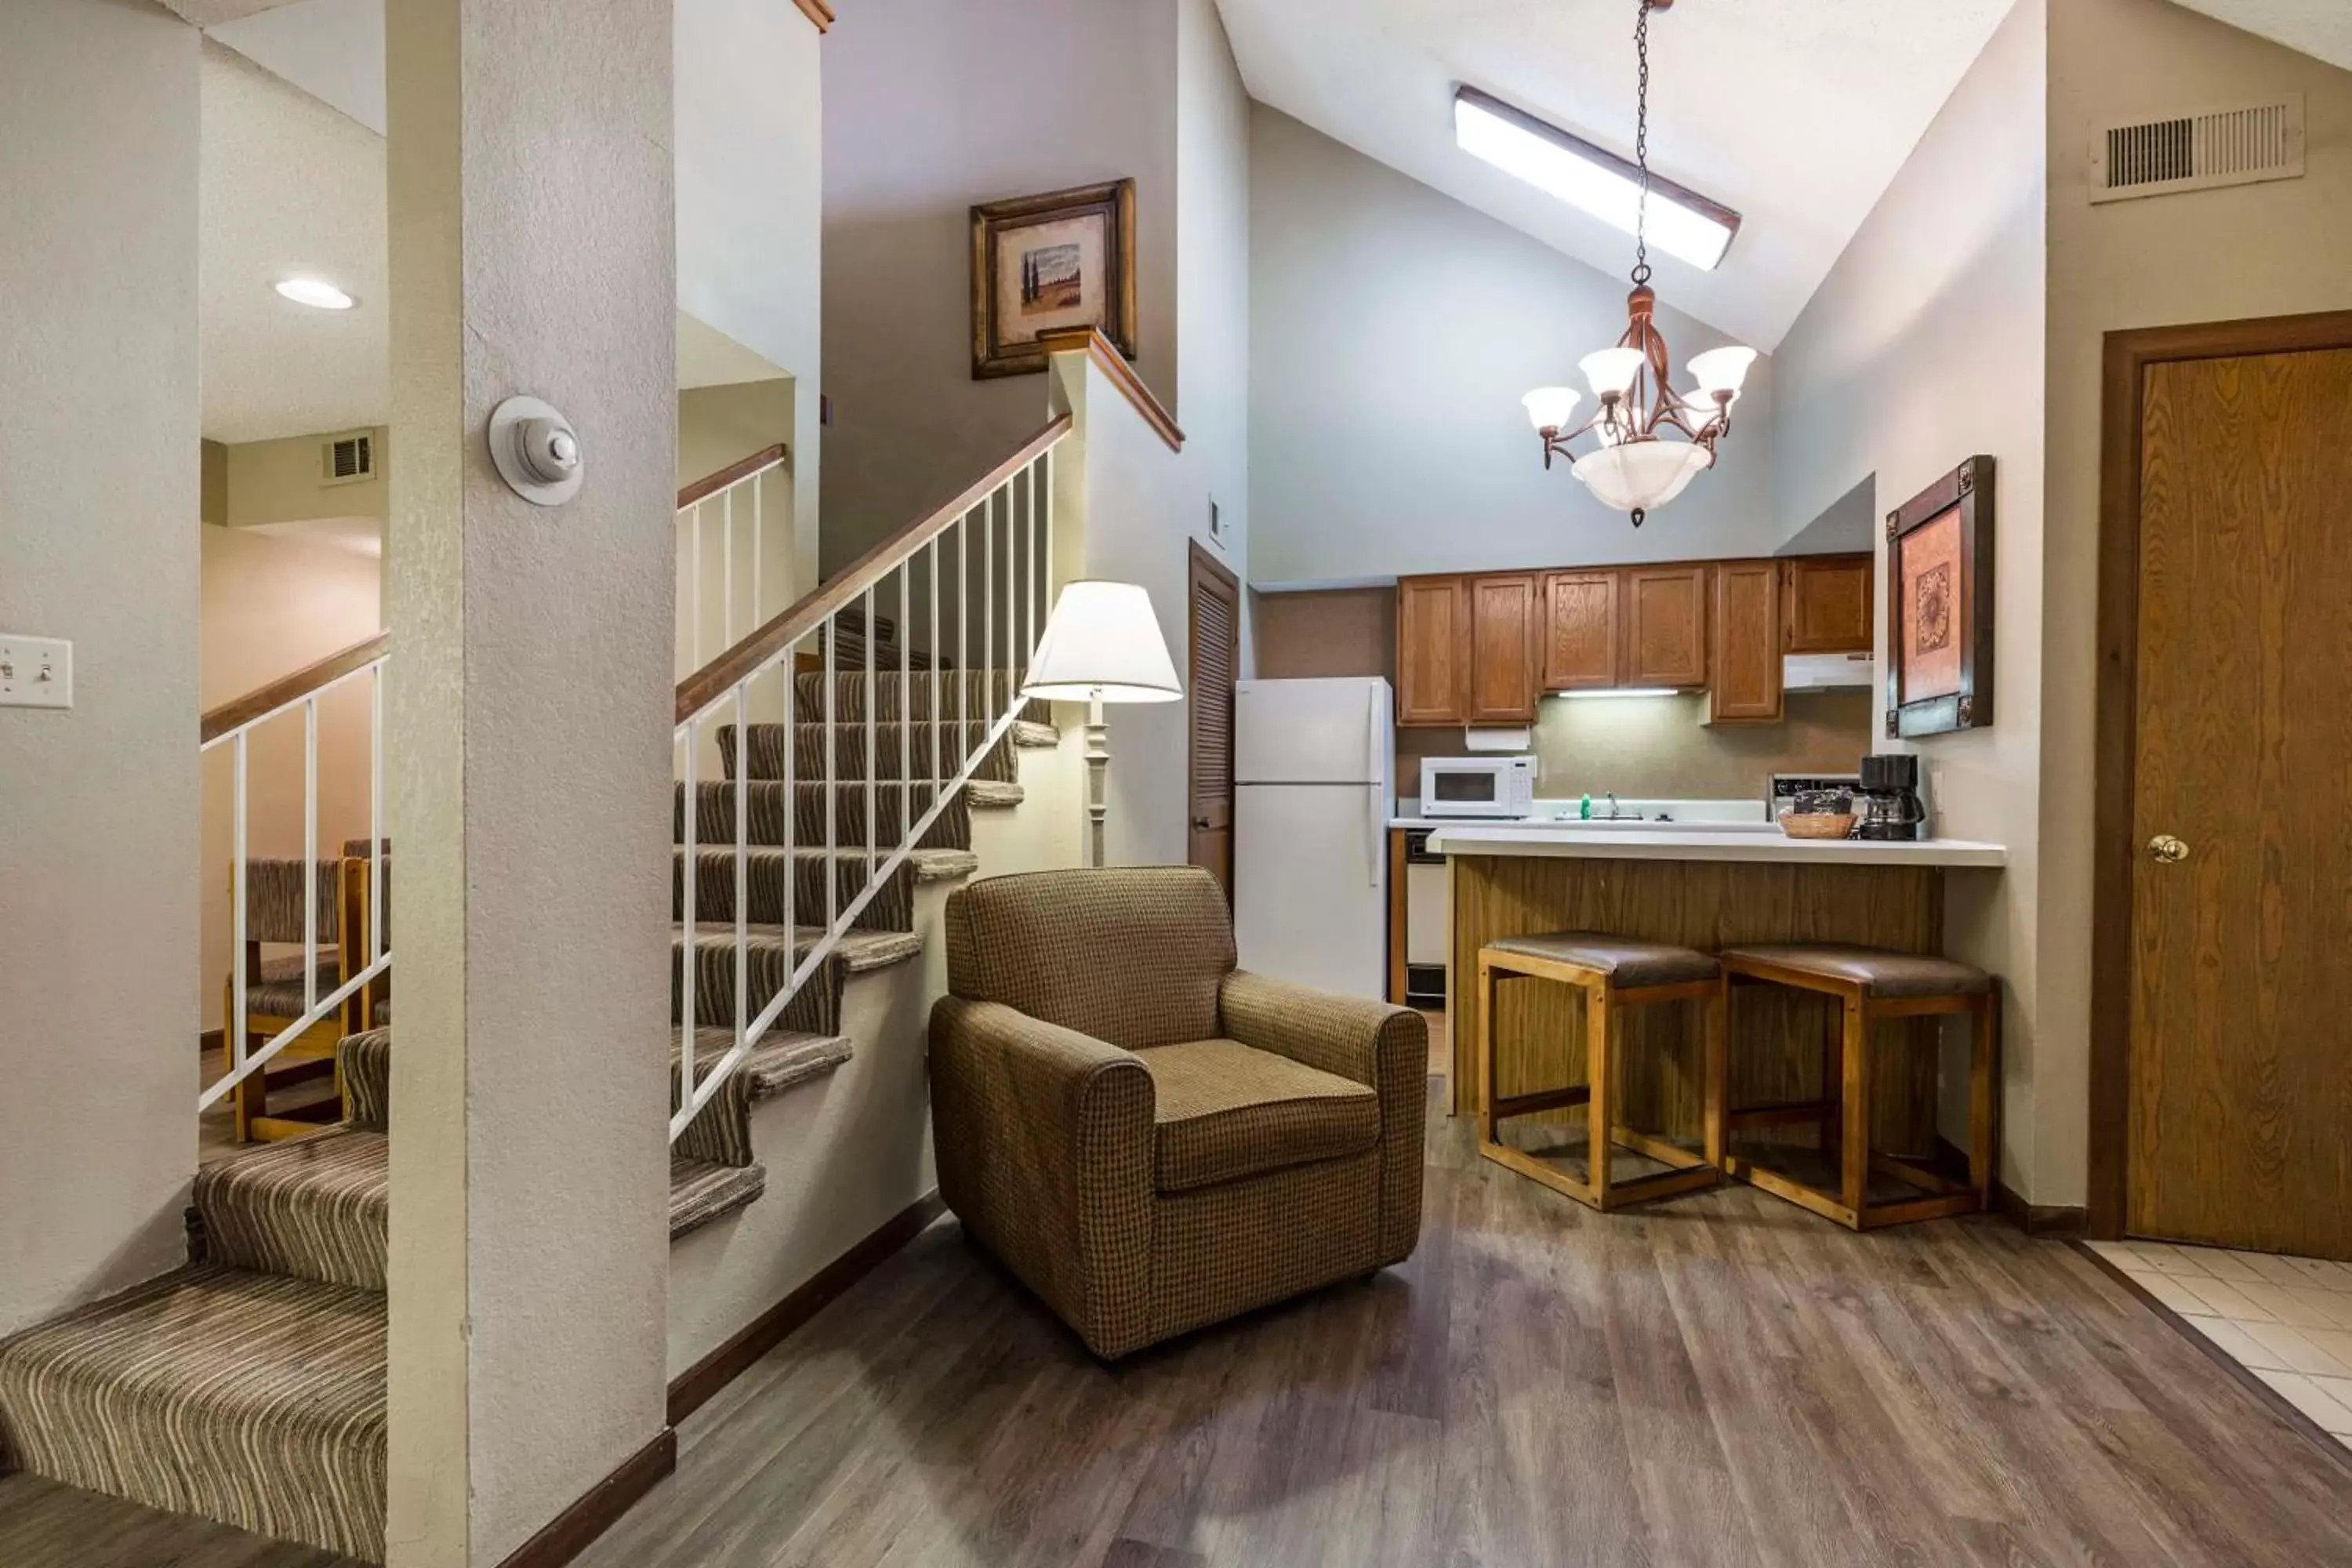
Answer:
[494, 1425, 676, 1568]
[1997, 1179, 2088, 1236]
[666, 1189, 947, 1425]
[199, 1027, 222, 1057]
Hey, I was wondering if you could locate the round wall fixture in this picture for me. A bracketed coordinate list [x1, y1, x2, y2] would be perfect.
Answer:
[488, 395, 584, 506]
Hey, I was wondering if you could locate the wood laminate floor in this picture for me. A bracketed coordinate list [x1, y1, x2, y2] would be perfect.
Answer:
[8, 1083, 2350, 1567]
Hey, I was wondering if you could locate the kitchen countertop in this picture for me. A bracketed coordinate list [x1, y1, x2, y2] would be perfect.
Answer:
[1425, 822, 2006, 868]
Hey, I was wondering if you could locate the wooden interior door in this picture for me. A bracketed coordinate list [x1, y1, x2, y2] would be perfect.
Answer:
[1187, 541, 1242, 902]
[2126, 346, 2352, 1258]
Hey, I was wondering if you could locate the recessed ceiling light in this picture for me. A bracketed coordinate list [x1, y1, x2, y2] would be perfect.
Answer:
[274, 278, 355, 310]
[1454, 85, 1740, 271]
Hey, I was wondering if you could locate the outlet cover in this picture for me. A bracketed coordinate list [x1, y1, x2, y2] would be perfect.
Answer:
[0, 636, 72, 710]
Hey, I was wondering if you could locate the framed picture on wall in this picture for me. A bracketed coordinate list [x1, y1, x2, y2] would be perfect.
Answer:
[1885, 454, 1994, 739]
[970, 179, 1138, 379]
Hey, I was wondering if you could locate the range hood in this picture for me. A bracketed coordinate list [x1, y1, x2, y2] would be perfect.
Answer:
[1784, 652, 1875, 692]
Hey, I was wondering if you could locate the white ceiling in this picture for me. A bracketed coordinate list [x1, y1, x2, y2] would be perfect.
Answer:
[2170, 0, 2352, 72]
[1216, 0, 2018, 350]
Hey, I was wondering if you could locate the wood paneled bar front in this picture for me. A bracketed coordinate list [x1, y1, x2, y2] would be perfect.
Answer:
[1432, 826, 2005, 1156]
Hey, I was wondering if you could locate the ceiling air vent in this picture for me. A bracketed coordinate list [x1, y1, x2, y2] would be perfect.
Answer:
[2091, 95, 2303, 203]
[321, 430, 376, 487]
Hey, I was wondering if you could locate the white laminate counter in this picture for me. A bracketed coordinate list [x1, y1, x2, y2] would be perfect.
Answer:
[1425, 822, 2006, 868]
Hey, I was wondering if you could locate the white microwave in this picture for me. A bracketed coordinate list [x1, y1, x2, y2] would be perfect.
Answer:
[1421, 756, 1537, 818]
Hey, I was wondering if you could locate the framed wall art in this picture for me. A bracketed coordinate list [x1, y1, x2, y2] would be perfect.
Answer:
[970, 179, 1137, 380]
[1885, 454, 1994, 739]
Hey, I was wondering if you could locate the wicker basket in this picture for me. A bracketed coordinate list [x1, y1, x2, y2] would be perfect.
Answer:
[1777, 811, 1857, 840]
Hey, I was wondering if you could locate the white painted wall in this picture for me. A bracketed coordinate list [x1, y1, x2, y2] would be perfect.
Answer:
[676, 0, 823, 595]
[2034, 0, 2352, 1207]
[1247, 103, 1778, 586]
[0, 0, 201, 1338]
[821, 0, 1180, 570]
[1177, 0, 1253, 633]
[1769, 0, 2048, 1194]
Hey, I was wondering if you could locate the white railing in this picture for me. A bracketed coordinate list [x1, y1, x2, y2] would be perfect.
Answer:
[667, 416, 1069, 1139]
[198, 636, 391, 1112]
[676, 444, 789, 678]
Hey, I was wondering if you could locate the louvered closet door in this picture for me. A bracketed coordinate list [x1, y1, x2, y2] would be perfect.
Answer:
[1188, 541, 1243, 902]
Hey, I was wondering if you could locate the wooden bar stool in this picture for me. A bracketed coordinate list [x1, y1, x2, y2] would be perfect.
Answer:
[1717, 944, 1998, 1230]
[1476, 933, 1726, 1211]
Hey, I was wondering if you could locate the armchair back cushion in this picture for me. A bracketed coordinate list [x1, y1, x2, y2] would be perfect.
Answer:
[944, 867, 1235, 1050]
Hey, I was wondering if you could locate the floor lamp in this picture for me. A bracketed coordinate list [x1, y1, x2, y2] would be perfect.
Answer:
[1021, 580, 1183, 869]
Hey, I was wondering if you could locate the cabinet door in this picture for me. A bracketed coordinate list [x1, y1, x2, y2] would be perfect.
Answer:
[1621, 564, 1710, 688]
[1709, 560, 1784, 724]
[1541, 570, 1621, 691]
[1784, 554, 1874, 654]
[1396, 575, 1469, 727]
[1467, 572, 1540, 724]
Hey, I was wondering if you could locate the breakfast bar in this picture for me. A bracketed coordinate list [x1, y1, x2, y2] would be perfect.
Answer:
[1428, 824, 2006, 1152]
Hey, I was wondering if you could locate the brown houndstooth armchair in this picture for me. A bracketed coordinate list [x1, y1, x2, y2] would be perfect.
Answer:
[929, 866, 1426, 1359]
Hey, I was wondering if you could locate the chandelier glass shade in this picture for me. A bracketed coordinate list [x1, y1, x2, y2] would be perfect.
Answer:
[1519, 0, 1755, 527]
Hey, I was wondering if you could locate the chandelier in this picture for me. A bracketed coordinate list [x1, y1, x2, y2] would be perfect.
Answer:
[1519, 0, 1755, 527]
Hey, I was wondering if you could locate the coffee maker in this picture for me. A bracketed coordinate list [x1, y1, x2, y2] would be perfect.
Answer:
[1856, 753, 1929, 840]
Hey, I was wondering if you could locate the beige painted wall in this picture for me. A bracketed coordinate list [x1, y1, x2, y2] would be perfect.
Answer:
[0, 0, 201, 1338]
[223, 426, 390, 528]
[676, 380, 794, 679]
[198, 526, 383, 1022]
[1769, 0, 2049, 1189]
[2035, 0, 2352, 1206]
[1530, 692, 1872, 802]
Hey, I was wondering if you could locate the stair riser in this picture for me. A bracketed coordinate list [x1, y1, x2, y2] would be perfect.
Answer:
[193, 1136, 387, 1294]
[789, 671, 1036, 723]
[677, 780, 973, 851]
[673, 850, 913, 931]
[673, 941, 844, 1035]
[717, 723, 1018, 784]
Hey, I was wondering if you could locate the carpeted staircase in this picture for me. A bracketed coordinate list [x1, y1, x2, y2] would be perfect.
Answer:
[0, 665, 1054, 1562]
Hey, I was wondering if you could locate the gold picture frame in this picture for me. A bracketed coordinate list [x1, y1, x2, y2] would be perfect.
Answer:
[970, 179, 1138, 379]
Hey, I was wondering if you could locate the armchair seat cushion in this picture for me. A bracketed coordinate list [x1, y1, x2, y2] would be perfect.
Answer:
[1137, 1038, 1380, 1193]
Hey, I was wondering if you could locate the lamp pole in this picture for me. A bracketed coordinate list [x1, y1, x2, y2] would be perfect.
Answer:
[1084, 687, 1109, 869]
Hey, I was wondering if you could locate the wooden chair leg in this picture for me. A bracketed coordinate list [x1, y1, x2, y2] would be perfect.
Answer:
[234, 1038, 263, 1144]
[1703, 978, 1728, 1171]
[1479, 957, 1499, 1145]
[1818, 1000, 1842, 1160]
[1839, 994, 1870, 1219]
[1585, 982, 1613, 1203]
[1969, 990, 1998, 1210]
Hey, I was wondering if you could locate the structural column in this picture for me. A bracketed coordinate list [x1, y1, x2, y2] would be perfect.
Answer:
[384, 4, 677, 1563]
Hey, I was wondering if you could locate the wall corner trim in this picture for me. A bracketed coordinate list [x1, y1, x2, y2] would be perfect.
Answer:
[1043, 328, 1185, 453]
[792, 0, 834, 34]
[492, 1426, 677, 1568]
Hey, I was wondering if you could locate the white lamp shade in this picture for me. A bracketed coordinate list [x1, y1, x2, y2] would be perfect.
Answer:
[1570, 441, 1714, 513]
[1521, 386, 1581, 431]
[1687, 346, 1757, 397]
[1022, 580, 1184, 703]
[1580, 347, 1646, 400]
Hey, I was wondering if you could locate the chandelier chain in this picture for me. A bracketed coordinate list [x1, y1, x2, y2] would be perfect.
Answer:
[1632, 0, 1652, 287]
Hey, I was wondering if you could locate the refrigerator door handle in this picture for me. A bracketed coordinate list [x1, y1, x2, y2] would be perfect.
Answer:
[1366, 784, 1382, 889]
[1364, 683, 1384, 887]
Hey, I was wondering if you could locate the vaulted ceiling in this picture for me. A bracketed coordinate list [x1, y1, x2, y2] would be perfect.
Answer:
[1217, 0, 2019, 350]
[2171, 0, 2352, 71]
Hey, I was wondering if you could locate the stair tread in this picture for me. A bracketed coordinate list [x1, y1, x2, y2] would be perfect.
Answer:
[967, 779, 1025, 808]
[673, 921, 923, 973]
[669, 1159, 766, 1240]
[194, 1127, 387, 1292]
[671, 1025, 855, 1101]
[1011, 719, 1060, 748]
[911, 848, 981, 883]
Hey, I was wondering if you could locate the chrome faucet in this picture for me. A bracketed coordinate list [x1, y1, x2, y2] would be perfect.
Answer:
[1605, 792, 1623, 820]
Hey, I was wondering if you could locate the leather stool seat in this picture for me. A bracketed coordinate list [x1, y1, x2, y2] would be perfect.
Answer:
[1488, 932, 1720, 990]
[1717, 943, 1989, 998]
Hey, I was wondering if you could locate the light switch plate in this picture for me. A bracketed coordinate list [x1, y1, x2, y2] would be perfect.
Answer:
[0, 636, 72, 710]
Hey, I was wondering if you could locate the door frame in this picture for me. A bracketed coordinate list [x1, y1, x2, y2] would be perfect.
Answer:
[1185, 538, 1242, 896]
[2088, 308, 2352, 1240]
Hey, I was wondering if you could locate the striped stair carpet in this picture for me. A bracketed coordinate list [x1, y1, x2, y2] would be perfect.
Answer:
[0, 666, 1055, 1560]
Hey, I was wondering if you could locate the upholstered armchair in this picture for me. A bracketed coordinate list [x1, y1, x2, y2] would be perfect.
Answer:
[929, 866, 1425, 1359]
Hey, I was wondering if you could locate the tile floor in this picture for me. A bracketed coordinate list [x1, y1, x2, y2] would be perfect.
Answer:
[2089, 1238, 2352, 1448]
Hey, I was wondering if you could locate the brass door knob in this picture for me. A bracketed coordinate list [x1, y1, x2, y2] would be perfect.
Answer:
[2148, 833, 2190, 864]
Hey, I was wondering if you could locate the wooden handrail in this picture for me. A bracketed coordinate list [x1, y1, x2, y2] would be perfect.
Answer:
[792, 0, 833, 32]
[1040, 327, 1184, 452]
[677, 443, 788, 510]
[200, 631, 390, 746]
[673, 413, 1075, 724]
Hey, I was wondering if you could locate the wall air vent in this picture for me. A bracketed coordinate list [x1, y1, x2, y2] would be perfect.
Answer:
[321, 430, 376, 487]
[2091, 95, 2303, 203]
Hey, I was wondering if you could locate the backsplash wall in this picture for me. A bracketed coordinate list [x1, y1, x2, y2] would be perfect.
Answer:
[1528, 691, 1873, 801]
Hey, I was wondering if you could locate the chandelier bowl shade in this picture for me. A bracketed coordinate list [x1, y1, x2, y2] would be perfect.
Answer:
[1522, 386, 1583, 431]
[1571, 441, 1712, 514]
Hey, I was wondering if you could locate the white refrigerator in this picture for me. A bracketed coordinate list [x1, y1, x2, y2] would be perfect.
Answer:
[1232, 677, 1395, 1000]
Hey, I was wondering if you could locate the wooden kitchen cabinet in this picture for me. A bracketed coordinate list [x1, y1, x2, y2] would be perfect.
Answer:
[1709, 560, 1784, 724]
[1467, 572, 1541, 723]
[1784, 554, 1874, 654]
[1396, 574, 1471, 726]
[1541, 570, 1621, 691]
[1620, 564, 1710, 688]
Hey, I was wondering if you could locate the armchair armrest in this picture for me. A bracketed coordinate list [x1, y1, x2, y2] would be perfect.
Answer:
[927, 996, 1156, 1356]
[1218, 971, 1425, 1265]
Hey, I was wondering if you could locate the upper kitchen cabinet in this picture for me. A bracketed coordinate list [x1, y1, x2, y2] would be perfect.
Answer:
[1784, 554, 1874, 654]
[1541, 570, 1621, 691]
[1467, 572, 1541, 724]
[1396, 574, 1472, 726]
[1621, 564, 1710, 688]
[1709, 560, 1784, 724]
